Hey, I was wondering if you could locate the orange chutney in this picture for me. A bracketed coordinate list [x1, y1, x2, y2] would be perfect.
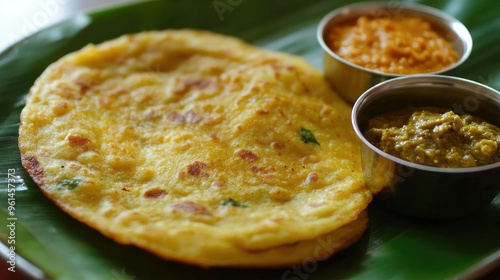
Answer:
[327, 15, 459, 74]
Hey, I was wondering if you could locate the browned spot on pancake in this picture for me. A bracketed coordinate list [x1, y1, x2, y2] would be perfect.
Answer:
[250, 166, 276, 174]
[187, 161, 209, 178]
[177, 171, 186, 180]
[168, 111, 185, 123]
[172, 201, 212, 216]
[305, 172, 319, 184]
[210, 133, 220, 141]
[211, 180, 226, 188]
[310, 203, 325, 208]
[271, 142, 285, 149]
[184, 111, 202, 124]
[173, 77, 216, 95]
[320, 107, 333, 116]
[270, 218, 284, 224]
[67, 135, 90, 147]
[56, 102, 67, 109]
[237, 149, 259, 162]
[69, 163, 82, 171]
[301, 82, 311, 93]
[54, 82, 79, 99]
[208, 67, 224, 75]
[21, 156, 44, 185]
[168, 110, 202, 124]
[144, 188, 167, 199]
[75, 80, 91, 94]
[53, 101, 70, 116]
[255, 109, 269, 115]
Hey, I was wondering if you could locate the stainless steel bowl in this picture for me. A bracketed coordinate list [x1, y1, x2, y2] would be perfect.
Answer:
[351, 75, 500, 219]
[317, 2, 473, 104]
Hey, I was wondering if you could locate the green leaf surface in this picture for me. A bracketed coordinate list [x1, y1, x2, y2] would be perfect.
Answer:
[0, 0, 499, 279]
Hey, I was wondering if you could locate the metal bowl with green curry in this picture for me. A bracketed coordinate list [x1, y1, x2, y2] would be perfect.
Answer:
[351, 75, 500, 219]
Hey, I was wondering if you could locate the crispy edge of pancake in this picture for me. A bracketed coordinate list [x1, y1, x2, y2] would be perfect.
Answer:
[127, 210, 369, 268]
[21, 154, 368, 267]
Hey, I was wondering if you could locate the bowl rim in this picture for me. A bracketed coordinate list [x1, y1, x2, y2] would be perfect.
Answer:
[351, 75, 500, 173]
[317, 1, 473, 77]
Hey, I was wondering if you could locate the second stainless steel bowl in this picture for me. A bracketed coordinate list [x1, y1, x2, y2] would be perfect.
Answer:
[351, 75, 500, 219]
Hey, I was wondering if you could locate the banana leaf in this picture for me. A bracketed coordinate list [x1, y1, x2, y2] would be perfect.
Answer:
[0, 0, 499, 279]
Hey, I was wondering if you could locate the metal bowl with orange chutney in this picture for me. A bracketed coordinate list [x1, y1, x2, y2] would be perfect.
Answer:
[326, 14, 459, 74]
[317, 2, 472, 103]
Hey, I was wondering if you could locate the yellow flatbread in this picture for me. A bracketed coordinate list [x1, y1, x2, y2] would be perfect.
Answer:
[19, 29, 371, 267]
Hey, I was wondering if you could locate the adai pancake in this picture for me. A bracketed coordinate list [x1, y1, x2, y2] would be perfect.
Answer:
[18, 29, 371, 267]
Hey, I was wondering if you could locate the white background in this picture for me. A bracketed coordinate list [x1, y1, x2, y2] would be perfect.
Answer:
[0, 0, 136, 51]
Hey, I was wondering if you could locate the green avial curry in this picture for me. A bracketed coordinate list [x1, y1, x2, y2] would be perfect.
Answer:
[364, 107, 500, 167]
